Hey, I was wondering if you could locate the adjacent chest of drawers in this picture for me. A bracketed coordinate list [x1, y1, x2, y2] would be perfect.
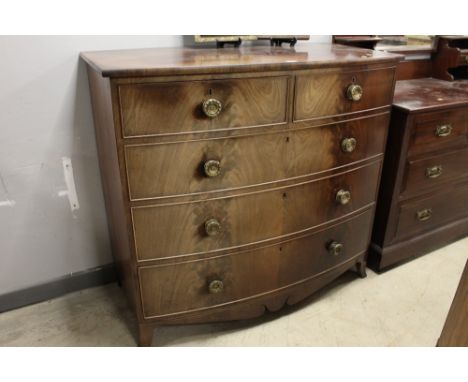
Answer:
[82, 45, 399, 346]
[369, 78, 468, 271]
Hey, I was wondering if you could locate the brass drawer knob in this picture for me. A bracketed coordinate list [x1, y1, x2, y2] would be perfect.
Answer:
[328, 241, 344, 256]
[435, 124, 452, 137]
[341, 137, 357, 153]
[205, 218, 221, 236]
[416, 208, 432, 222]
[426, 165, 443, 179]
[208, 280, 224, 294]
[204, 159, 221, 177]
[346, 84, 363, 102]
[336, 189, 351, 205]
[202, 98, 222, 118]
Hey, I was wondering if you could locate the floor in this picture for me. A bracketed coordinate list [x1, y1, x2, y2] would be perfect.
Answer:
[1, 238, 467, 346]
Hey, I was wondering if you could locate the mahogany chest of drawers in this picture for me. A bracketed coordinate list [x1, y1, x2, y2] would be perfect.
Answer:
[81, 45, 400, 346]
[369, 78, 468, 271]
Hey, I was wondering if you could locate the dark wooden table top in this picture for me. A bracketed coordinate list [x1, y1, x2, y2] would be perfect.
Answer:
[80, 44, 401, 78]
[393, 78, 468, 113]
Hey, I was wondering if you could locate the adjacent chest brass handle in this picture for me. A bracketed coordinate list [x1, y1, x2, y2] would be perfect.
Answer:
[202, 98, 222, 118]
[336, 189, 351, 205]
[205, 218, 221, 236]
[426, 165, 443, 179]
[328, 241, 344, 256]
[341, 137, 357, 153]
[416, 208, 432, 222]
[346, 84, 363, 102]
[204, 159, 221, 177]
[435, 124, 452, 137]
[208, 280, 224, 294]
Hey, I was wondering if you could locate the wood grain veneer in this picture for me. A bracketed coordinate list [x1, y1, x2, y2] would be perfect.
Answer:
[82, 45, 400, 345]
[125, 113, 389, 201]
[119, 76, 289, 138]
[132, 162, 381, 261]
[81, 45, 400, 77]
[370, 78, 468, 271]
[139, 209, 374, 318]
[294, 67, 395, 121]
[401, 147, 468, 198]
[407, 108, 468, 156]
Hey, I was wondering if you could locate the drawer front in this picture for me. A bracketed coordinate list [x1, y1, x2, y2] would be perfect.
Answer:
[395, 178, 468, 240]
[402, 147, 468, 197]
[118, 76, 289, 138]
[294, 67, 395, 121]
[139, 209, 373, 318]
[132, 162, 381, 261]
[408, 108, 468, 157]
[125, 113, 389, 200]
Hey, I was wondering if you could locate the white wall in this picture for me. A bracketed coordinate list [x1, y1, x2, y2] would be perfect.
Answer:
[0, 35, 331, 295]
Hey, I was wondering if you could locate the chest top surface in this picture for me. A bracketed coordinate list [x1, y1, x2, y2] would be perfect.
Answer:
[393, 78, 468, 113]
[80, 44, 401, 78]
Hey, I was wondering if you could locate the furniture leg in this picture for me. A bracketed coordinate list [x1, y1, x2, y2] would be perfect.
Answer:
[138, 324, 154, 347]
[355, 260, 367, 278]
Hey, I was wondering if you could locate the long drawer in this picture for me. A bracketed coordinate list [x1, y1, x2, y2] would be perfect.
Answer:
[118, 76, 289, 138]
[408, 107, 468, 157]
[294, 67, 395, 121]
[138, 209, 374, 318]
[132, 161, 381, 261]
[395, 178, 468, 241]
[125, 113, 389, 201]
[401, 147, 468, 198]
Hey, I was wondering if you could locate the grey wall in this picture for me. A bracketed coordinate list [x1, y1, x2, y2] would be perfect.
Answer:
[0, 35, 331, 295]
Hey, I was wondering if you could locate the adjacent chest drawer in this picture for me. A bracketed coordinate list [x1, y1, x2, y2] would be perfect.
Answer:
[294, 67, 395, 121]
[132, 162, 380, 261]
[401, 147, 468, 198]
[408, 108, 468, 157]
[395, 178, 468, 241]
[138, 209, 373, 318]
[118, 76, 289, 138]
[125, 113, 389, 200]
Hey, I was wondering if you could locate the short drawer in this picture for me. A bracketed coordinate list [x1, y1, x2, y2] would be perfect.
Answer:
[401, 147, 468, 198]
[408, 108, 468, 157]
[118, 76, 289, 138]
[132, 161, 381, 261]
[125, 113, 389, 200]
[138, 209, 373, 318]
[294, 67, 395, 121]
[395, 178, 468, 240]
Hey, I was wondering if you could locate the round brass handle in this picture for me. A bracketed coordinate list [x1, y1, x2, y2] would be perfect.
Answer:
[208, 280, 224, 294]
[205, 218, 221, 236]
[435, 124, 452, 137]
[202, 98, 222, 118]
[336, 189, 351, 205]
[328, 241, 344, 256]
[341, 137, 357, 153]
[347, 84, 363, 102]
[204, 159, 221, 177]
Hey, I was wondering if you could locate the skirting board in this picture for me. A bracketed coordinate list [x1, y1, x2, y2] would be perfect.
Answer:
[0, 264, 116, 313]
